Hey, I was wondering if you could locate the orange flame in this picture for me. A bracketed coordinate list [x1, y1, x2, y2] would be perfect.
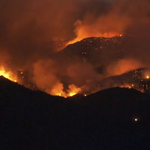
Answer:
[67, 84, 81, 97]
[49, 83, 81, 98]
[0, 66, 17, 82]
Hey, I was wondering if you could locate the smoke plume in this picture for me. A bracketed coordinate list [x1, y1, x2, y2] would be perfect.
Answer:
[0, 0, 150, 96]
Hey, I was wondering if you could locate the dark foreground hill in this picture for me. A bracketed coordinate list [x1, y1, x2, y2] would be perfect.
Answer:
[1, 76, 150, 150]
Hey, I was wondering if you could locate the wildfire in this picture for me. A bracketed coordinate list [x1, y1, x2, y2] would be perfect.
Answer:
[120, 84, 131, 89]
[67, 84, 81, 97]
[67, 31, 123, 45]
[50, 84, 81, 98]
[0, 66, 17, 82]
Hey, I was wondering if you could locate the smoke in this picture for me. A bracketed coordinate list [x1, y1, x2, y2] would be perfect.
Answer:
[68, 0, 150, 44]
[0, 0, 150, 96]
[33, 59, 59, 91]
[68, 6, 129, 44]
[107, 58, 143, 76]
[32, 59, 100, 95]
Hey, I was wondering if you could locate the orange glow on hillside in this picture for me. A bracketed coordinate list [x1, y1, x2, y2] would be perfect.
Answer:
[67, 84, 81, 97]
[0, 66, 17, 82]
[50, 84, 81, 98]
[67, 32, 123, 45]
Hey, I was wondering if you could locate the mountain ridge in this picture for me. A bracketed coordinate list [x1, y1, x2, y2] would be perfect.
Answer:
[1, 74, 150, 150]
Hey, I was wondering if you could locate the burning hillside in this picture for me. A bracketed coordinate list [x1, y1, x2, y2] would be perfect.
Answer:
[0, 66, 17, 83]
[0, 37, 149, 98]
[0, 0, 150, 97]
[98, 67, 150, 93]
[0, 35, 148, 97]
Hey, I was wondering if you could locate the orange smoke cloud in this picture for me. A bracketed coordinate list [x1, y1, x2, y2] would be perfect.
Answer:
[67, 1, 132, 45]
[33, 59, 59, 90]
[67, 0, 150, 45]
[33, 59, 82, 97]
[107, 58, 143, 76]
[67, 14, 126, 45]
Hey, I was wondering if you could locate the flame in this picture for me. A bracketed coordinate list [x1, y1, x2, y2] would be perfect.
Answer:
[146, 75, 150, 79]
[67, 32, 123, 45]
[50, 83, 64, 97]
[84, 94, 87, 97]
[0, 66, 17, 82]
[49, 83, 81, 98]
[67, 84, 81, 97]
[120, 84, 131, 89]
[68, 92, 77, 97]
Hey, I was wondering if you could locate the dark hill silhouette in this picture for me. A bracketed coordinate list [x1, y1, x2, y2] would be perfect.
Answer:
[1, 76, 150, 150]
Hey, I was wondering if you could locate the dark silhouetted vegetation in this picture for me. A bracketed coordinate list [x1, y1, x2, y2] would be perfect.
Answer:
[1, 76, 150, 150]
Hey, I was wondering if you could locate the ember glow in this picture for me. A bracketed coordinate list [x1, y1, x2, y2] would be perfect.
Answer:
[50, 84, 81, 97]
[0, 66, 17, 82]
[67, 32, 123, 45]
[67, 84, 81, 97]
